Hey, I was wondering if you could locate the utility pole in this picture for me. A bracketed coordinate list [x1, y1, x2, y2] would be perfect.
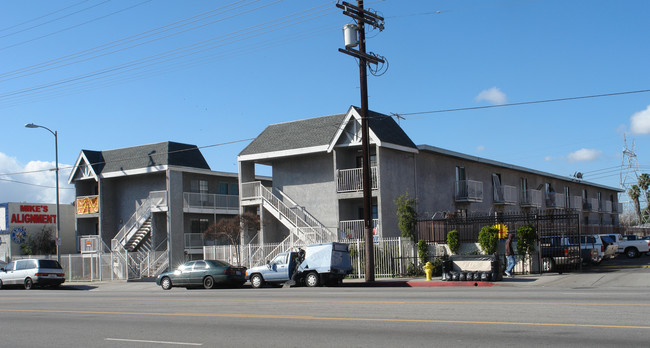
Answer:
[337, 1, 385, 282]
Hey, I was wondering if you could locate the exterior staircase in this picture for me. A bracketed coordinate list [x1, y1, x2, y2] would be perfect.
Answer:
[241, 182, 337, 265]
[111, 191, 168, 280]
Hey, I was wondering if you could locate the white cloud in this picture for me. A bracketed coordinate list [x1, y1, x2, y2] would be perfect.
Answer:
[0, 152, 74, 204]
[567, 148, 602, 162]
[474, 87, 507, 105]
[476, 145, 485, 152]
[630, 105, 650, 134]
[544, 156, 553, 161]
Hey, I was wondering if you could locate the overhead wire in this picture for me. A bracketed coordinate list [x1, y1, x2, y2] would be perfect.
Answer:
[0, 0, 153, 52]
[0, 0, 91, 34]
[0, 2, 338, 105]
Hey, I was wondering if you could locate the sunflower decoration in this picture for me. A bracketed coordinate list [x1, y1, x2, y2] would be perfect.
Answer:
[494, 223, 509, 239]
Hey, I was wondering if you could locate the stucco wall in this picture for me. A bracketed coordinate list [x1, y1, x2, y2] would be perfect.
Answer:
[376, 147, 417, 238]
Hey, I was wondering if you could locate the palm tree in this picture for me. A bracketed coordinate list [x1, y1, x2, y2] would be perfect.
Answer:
[639, 173, 650, 223]
[628, 185, 642, 225]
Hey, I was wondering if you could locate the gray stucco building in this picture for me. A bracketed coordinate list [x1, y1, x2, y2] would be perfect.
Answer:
[238, 107, 623, 253]
[68, 141, 266, 277]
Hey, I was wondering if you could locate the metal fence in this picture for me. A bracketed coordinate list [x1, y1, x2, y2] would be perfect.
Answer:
[204, 237, 417, 279]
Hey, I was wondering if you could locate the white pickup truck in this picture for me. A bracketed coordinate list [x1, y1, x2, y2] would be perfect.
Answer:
[598, 234, 649, 258]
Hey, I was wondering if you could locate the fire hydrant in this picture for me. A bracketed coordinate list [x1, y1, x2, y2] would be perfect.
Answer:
[424, 261, 433, 281]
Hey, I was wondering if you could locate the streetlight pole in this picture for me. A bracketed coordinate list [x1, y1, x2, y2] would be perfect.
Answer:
[25, 123, 60, 262]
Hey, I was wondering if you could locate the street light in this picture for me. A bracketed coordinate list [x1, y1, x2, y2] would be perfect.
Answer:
[25, 123, 60, 262]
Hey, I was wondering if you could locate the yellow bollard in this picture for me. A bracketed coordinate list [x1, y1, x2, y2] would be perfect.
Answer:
[424, 261, 433, 281]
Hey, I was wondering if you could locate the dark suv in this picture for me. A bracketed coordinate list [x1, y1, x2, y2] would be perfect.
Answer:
[0, 259, 65, 289]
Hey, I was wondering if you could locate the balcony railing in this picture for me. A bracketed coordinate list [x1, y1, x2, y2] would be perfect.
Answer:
[568, 196, 583, 211]
[602, 200, 612, 213]
[339, 219, 380, 240]
[613, 202, 623, 213]
[336, 167, 378, 193]
[519, 189, 542, 208]
[183, 192, 239, 211]
[455, 180, 483, 202]
[588, 198, 599, 212]
[494, 185, 517, 205]
[545, 192, 566, 209]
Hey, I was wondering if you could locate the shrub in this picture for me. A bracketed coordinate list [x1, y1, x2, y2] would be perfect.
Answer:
[395, 193, 417, 240]
[417, 240, 429, 265]
[447, 229, 460, 254]
[516, 224, 537, 256]
[478, 225, 499, 254]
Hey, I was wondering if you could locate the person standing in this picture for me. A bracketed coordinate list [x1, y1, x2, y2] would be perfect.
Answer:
[505, 233, 515, 278]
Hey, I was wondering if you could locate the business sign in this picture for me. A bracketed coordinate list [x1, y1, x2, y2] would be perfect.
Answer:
[76, 196, 99, 215]
[9, 204, 56, 225]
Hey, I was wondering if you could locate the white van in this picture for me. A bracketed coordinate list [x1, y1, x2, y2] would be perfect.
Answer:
[0, 259, 65, 289]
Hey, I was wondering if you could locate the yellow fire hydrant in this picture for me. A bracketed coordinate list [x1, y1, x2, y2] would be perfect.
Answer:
[424, 261, 433, 281]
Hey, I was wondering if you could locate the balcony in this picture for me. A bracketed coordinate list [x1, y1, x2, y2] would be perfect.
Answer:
[520, 189, 542, 208]
[588, 198, 599, 212]
[337, 167, 378, 193]
[602, 200, 612, 213]
[612, 202, 623, 213]
[76, 195, 99, 215]
[494, 185, 517, 205]
[568, 196, 583, 211]
[544, 192, 566, 209]
[183, 192, 239, 213]
[339, 219, 380, 240]
[455, 180, 483, 202]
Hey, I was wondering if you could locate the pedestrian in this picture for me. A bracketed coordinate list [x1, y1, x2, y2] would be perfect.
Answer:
[505, 233, 515, 278]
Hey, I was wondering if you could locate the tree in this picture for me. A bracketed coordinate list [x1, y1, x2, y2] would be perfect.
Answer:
[638, 173, 650, 223]
[204, 212, 260, 265]
[516, 224, 537, 273]
[629, 185, 642, 225]
[20, 227, 56, 255]
[395, 193, 417, 240]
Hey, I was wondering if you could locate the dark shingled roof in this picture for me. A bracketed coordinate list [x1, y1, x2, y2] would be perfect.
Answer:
[239, 114, 347, 156]
[239, 109, 417, 156]
[81, 141, 210, 174]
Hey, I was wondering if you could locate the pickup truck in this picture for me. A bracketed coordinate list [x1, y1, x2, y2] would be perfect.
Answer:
[539, 236, 581, 272]
[598, 234, 649, 258]
[573, 235, 617, 265]
[246, 242, 353, 288]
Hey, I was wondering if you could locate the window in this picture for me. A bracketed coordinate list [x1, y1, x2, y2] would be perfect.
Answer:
[218, 182, 229, 195]
[356, 154, 377, 168]
[191, 219, 209, 234]
[456, 166, 466, 182]
[521, 178, 528, 201]
[229, 183, 239, 195]
[564, 187, 570, 208]
[193, 261, 208, 270]
[492, 173, 503, 202]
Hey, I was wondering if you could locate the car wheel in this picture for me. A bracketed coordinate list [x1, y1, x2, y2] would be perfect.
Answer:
[203, 276, 215, 289]
[541, 258, 555, 272]
[0, 279, 3, 289]
[24, 278, 33, 290]
[625, 247, 639, 258]
[305, 272, 320, 287]
[250, 274, 264, 288]
[160, 276, 172, 290]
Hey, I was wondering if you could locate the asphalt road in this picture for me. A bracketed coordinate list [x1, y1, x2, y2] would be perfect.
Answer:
[0, 256, 648, 348]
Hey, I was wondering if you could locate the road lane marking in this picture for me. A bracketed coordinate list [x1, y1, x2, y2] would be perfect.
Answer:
[2, 297, 649, 307]
[1, 308, 649, 330]
[105, 338, 202, 346]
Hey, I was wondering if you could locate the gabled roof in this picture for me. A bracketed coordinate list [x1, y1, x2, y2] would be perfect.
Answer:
[68, 141, 210, 182]
[238, 107, 418, 161]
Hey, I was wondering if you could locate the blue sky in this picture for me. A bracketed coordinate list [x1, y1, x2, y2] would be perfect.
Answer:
[1, 0, 649, 213]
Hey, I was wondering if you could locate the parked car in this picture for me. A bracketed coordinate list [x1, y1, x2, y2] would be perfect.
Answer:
[539, 236, 581, 272]
[0, 259, 65, 289]
[156, 260, 246, 290]
[246, 242, 353, 288]
[597, 234, 649, 258]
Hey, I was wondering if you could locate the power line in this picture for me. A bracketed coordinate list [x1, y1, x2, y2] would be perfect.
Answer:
[394, 89, 650, 117]
[0, 2, 337, 105]
[0, 0, 91, 34]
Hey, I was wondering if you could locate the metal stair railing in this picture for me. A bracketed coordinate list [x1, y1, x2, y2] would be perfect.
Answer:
[113, 200, 152, 250]
[258, 184, 328, 244]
